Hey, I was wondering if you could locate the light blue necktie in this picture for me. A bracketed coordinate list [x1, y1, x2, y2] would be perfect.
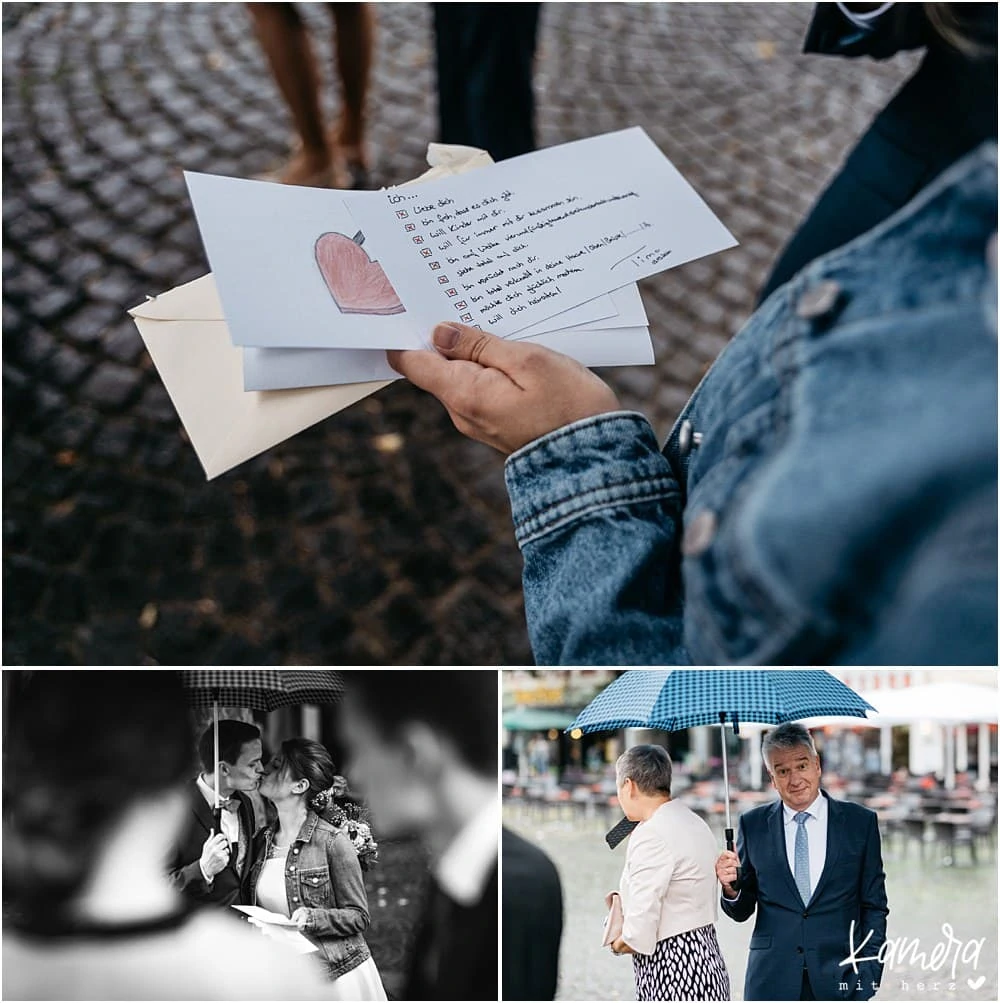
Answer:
[794, 811, 811, 905]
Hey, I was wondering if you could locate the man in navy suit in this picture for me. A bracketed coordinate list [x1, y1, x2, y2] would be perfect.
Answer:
[166, 720, 264, 909]
[716, 723, 889, 1001]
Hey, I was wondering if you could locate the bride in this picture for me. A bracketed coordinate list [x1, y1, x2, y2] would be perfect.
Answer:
[250, 738, 387, 1001]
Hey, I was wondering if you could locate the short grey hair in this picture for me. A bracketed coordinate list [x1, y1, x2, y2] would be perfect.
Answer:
[761, 722, 817, 771]
[616, 745, 672, 796]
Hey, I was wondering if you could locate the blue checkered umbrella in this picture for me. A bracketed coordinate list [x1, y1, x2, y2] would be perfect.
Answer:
[569, 669, 874, 733]
[569, 670, 875, 855]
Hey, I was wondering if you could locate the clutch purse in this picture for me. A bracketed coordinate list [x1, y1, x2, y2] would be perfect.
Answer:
[601, 891, 624, 947]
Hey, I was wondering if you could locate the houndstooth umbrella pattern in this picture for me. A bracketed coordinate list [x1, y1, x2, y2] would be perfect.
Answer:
[569, 669, 875, 734]
[178, 669, 346, 711]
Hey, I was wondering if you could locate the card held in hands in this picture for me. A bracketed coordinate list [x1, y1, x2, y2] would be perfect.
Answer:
[185, 127, 735, 350]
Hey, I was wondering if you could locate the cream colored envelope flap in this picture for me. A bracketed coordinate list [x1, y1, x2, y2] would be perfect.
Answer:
[129, 145, 493, 480]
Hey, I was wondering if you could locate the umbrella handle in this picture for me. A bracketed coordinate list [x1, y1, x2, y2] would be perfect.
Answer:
[725, 826, 742, 893]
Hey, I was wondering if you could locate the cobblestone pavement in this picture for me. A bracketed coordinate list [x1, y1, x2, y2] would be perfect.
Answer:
[3, 3, 919, 665]
[504, 803, 999, 1002]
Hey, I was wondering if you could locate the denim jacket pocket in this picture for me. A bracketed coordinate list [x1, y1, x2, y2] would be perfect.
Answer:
[298, 867, 330, 907]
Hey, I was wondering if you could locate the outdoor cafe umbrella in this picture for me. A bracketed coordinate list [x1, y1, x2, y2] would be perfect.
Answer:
[567, 670, 876, 869]
[178, 669, 346, 815]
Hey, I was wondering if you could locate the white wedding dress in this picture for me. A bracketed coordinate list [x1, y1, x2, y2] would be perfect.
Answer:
[256, 852, 387, 1001]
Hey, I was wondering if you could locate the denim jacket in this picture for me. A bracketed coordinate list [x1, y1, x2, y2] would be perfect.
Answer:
[505, 142, 997, 665]
[246, 811, 371, 979]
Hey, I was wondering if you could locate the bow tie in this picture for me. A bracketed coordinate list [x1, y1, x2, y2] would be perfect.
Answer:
[219, 798, 240, 814]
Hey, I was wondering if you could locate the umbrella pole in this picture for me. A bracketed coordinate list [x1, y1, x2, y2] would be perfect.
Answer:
[718, 713, 733, 837]
[213, 692, 220, 811]
[719, 712, 741, 891]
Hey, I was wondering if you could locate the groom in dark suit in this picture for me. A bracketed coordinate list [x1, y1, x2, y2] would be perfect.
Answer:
[716, 722, 889, 1001]
[166, 720, 264, 909]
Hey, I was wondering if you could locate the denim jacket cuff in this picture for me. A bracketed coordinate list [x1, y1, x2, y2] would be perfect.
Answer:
[504, 411, 679, 547]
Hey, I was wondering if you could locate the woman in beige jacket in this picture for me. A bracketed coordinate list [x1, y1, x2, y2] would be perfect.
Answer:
[610, 745, 730, 1001]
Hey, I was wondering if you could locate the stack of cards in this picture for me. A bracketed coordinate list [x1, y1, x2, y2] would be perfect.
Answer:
[130, 130, 735, 478]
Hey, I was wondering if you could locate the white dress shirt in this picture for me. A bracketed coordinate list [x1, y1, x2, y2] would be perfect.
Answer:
[782, 793, 828, 900]
[434, 796, 500, 907]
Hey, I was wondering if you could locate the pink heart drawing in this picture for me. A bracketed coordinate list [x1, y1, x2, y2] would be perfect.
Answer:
[315, 231, 405, 316]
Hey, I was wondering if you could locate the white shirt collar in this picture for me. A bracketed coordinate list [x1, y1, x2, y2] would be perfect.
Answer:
[783, 791, 826, 824]
[433, 797, 500, 907]
[196, 773, 229, 807]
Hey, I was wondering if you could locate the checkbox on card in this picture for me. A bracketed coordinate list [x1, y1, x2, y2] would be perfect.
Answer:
[437, 276, 449, 284]
[412, 235, 424, 244]
[430, 261, 441, 270]
[460, 313, 473, 323]
[396, 210, 409, 219]
[404, 223, 416, 232]
[420, 248, 433, 258]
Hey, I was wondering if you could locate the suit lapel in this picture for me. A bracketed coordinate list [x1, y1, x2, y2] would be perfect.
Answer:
[767, 800, 800, 904]
[190, 780, 215, 834]
[808, 791, 841, 904]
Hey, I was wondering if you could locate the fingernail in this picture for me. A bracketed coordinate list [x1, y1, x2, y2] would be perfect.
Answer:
[433, 323, 460, 351]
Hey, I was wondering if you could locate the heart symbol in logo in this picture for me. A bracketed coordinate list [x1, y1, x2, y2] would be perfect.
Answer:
[968, 976, 985, 990]
[315, 231, 405, 316]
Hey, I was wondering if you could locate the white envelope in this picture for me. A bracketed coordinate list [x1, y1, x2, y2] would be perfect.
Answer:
[129, 273, 389, 480]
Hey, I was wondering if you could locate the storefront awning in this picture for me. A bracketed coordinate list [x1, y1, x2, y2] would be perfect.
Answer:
[502, 706, 577, 731]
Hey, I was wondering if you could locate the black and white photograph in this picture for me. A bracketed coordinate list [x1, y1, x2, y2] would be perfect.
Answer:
[2, 669, 500, 1001]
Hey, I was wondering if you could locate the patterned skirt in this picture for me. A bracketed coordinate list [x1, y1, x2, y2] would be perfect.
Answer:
[632, 923, 731, 1002]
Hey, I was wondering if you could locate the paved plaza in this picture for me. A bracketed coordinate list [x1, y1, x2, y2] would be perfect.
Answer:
[504, 804, 998, 1002]
[3, 3, 919, 664]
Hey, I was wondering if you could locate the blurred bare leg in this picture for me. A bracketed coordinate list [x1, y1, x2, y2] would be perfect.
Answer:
[330, 2, 374, 186]
[248, 2, 333, 186]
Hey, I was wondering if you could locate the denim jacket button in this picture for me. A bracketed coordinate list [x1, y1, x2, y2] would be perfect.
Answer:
[678, 420, 703, 458]
[795, 280, 842, 320]
[682, 510, 718, 556]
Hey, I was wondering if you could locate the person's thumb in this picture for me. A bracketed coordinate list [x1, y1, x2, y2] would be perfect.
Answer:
[431, 321, 523, 372]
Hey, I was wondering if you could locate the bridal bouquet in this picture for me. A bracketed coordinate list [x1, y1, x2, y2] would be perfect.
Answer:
[312, 778, 379, 871]
[330, 801, 379, 870]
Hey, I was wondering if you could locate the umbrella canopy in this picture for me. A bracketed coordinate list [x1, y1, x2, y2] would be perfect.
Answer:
[503, 706, 577, 731]
[568, 669, 875, 734]
[570, 669, 874, 859]
[178, 670, 346, 712]
[178, 670, 345, 810]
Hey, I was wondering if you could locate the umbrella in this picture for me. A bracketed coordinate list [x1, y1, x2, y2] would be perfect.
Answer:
[178, 670, 346, 812]
[568, 670, 876, 868]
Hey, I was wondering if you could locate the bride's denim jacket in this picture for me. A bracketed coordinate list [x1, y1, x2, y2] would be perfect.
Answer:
[505, 142, 997, 665]
[246, 811, 371, 979]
